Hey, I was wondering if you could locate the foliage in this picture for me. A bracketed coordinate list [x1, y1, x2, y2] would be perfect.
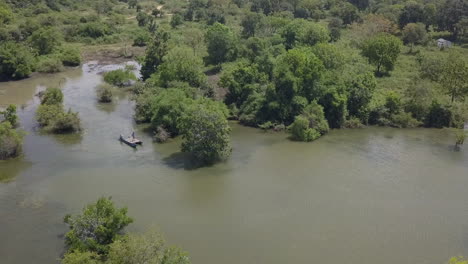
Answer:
[171, 13, 183, 28]
[179, 103, 232, 164]
[0, 121, 23, 160]
[103, 69, 137, 87]
[361, 33, 402, 75]
[96, 84, 114, 103]
[63, 197, 133, 256]
[289, 101, 329, 142]
[0, 42, 35, 79]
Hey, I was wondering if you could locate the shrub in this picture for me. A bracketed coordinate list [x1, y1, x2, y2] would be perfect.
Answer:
[60, 47, 81, 66]
[154, 126, 170, 143]
[40, 87, 63, 105]
[96, 84, 114, 103]
[103, 69, 137, 86]
[28, 27, 62, 55]
[36, 104, 62, 127]
[425, 101, 451, 128]
[1, 104, 18, 127]
[132, 31, 150, 47]
[37, 56, 64, 73]
[290, 115, 321, 142]
[49, 109, 81, 133]
[389, 112, 422, 128]
[0, 121, 23, 160]
[343, 116, 364, 128]
[0, 42, 35, 79]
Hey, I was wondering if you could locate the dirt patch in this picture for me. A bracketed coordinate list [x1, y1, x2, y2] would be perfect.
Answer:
[82, 44, 146, 65]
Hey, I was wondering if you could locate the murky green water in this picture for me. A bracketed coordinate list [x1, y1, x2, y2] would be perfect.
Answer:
[1, 63, 468, 264]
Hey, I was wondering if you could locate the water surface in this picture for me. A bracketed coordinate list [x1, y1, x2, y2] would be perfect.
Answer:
[1, 63, 467, 264]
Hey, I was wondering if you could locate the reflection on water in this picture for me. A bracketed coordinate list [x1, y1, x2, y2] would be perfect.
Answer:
[0, 63, 468, 264]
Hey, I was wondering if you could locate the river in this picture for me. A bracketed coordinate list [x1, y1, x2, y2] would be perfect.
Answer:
[1, 62, 468, 264]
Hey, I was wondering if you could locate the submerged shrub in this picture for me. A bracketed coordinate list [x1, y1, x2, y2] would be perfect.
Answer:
[103, 69, 137, 87]
[40, 87, 64, 105]
[389, 112, 422, 128]
[154, 126, 170, 143]
[290, 115, 321, 142]
[1, 104, 18, 127]
[0, 121, 23, 160]
[49, 109, 81, 133]
[96, 84, 114, 103]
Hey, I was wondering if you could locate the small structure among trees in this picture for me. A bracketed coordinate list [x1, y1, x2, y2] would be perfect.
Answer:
[437, 38, 452, 49]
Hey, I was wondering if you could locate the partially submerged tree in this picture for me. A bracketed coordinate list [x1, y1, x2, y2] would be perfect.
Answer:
[63, 197, 133, 256]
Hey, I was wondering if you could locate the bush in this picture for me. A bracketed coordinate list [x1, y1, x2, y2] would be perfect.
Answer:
[40, 87, 63, 105]
[0, 42, 35, 79]
[154, 126, 170, 143]
[37, 56, 64, 73]
[36, 104, 62, 127]
[28, 27, 62, 55]
[96, 84, 114, 103]
[389, 112, 422, 128]
[343, 116, 364, 128]
[49, 109, 81, 133]
[103, 69, 137, 86]
[132, 31, 150, 47]
[425, 101, 451, 128]
[290, 115, 321, 142]
[0, 121, 23, 160]
[60, 46, 81, 66]
[1, 104, 18, 127]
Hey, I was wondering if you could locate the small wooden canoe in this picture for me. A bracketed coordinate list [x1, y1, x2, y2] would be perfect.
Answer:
[119, 135, 142, 148]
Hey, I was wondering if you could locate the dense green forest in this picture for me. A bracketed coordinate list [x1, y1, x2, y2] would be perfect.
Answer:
[0, 0, 467, 159]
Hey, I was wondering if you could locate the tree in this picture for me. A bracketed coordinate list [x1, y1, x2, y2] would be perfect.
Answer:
[205, 23, 237, 65]
[345, 72, 376, 119]
[63, 197, 133, 256]
[241, 12, 263, 38]
[398, 1, 425, 28]
[439, 52, 468, 103]
[301, 23, 330, 46]
[328, 17, 343, 41]
[29, 27, 62, 55]
[140, 30, 170, 80]
[157, 47, 207, 88]
[0, 42, 35, 80]
[331, 2, 359, 25]
[179, 103, 231, 164]
[361, 33, 402, 75]
[402, 23, 427, 52]
[62, 251, 100, 264]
